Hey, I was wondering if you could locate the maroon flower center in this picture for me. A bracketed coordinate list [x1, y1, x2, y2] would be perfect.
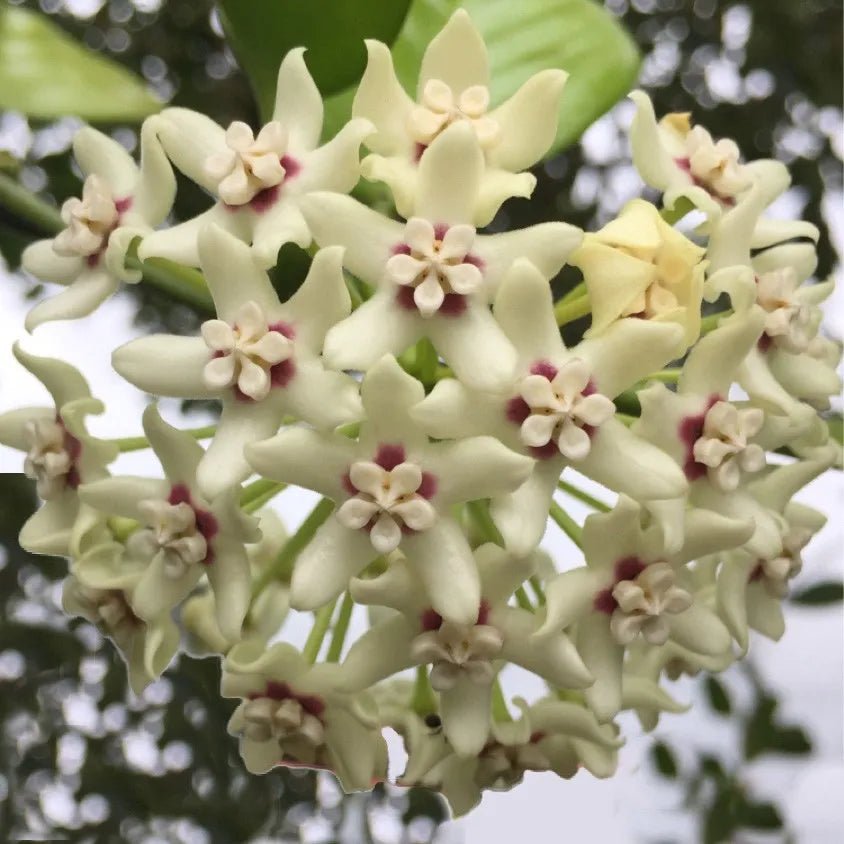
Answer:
[168, 484, 218, 564]
[85, 196, 132, 268]
[678, 393, 722, 480]
[223, 154, 301, 213]
[674, 157, 736, 207]
[593, 556, 648, 614]
[419, 599, 491, 632]
[248, 680, 325, 719]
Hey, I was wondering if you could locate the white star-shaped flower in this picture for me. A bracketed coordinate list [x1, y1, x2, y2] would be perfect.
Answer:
[21, 123, 175, 331]
[412, 259, 688, 555]
[245, 355, 534, 624]
[352, 9, 568, 225]
[222, 641, 387, 791]
[113, 225, 363, 499]
[137, 48, 373, 269]
[538, 498, 743, 721]
[338, 544, 591, 756]
[78, 405, 258, 642]
[299, 121, 582, 391]
[0, 344, 118, 556]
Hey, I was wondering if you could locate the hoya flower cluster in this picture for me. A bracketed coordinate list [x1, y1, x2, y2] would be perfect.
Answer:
[2, 10, 840, 815]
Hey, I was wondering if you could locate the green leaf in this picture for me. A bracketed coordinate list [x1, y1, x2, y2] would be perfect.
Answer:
[705, 676, 732, 715]
[738, 800, 784, 831]
[324, 0, 640, 155]
[219, 0, 413, 119]
[0, 6, 161, 122]
[792, 581, 844, 605]
[744, 695, 812, 760]
[650, 741, 678, 778]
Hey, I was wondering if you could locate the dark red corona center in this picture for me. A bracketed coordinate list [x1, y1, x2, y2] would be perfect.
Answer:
[84, 195, 132, 268]
[55, 414, 82, 489]
[506, 363, 599, 460]
[419, 599, 491, 632]
[167, 483, 218, 565]
[223, 155, 301, 214]
[593, 556, 648, 614]
[248, 680, 326, 719]
[674, 157, 737, 207]
[678, 393, 722, 481]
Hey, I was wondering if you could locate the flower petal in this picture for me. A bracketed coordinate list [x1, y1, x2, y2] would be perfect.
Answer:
[79, 476, 169, 520]
[418, 9, 489, 96]
[336, 615, 417, 691]
[440, 673, 492, 757]
[272, 47, 323, 152]
[138, 203, 240, 267]
[296, 117, 373, 195]
[289, 517, 377, 610]
[493, 257, 566, 365]
[299, 191, 404, 285]
[537, 566, 602, 635]
[72, 126, 138, 196]
[197, 224, 280, 322]
[21, 239, 84, 284]
[497, 606, 592, 688]
[667, 602, 732, 656]
[142, 404, 204, 487]
[245, 427, 353, 500]
[25, 270, 118, 332]
[415, 122, 482, 225]
[403, 518, 481, 626]
[425, 436, 534, 507]
[491, 459, 563, 556]
[197, 397, 284, 500]
[488, 69, 568, 171]
[112, 334, 215, 398]
[352, 40, 415, 156]
[577, 613, 624, 722]
[426, 304, 517, 391]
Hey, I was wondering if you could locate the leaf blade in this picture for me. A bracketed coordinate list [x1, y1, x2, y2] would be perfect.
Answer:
[0, 6, 161, 122]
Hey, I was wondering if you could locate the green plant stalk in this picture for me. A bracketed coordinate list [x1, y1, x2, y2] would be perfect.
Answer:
[554, 292, 591, 326]
[0, 171, 213, 311]
[411, 665, 438, 717]
[528, 574, 546, 605]
[250, 497, 335, 599]
[326, 592, 355, 663]
[659, 196, 696, 225]
[302, 600, 337, 664]
[465, 499, 504, 546]
[557, 479, 611, 512]
[701, 309, 732, 334]
[514, 585, 534, 612]
[647, 368, 682, 383]
[111, 424, 217, 453]
[549, 501, 584, 547]
[491, 676, 513, 722]
[240, 479, 286, 514]
[558, 279, 586, 305]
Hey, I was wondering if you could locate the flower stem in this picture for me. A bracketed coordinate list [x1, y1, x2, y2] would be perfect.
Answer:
[549, 501, 583, 548]
[557, 479, 611, 512]
[250, 497, 336, 599]
[111, 424, 217, 452]
[646, 368, 682, 383]
[0, 171, 63, 233]
[302, 599, 337, 664]
[700, 309, 732, 334]
[411, 665, 438, 717]
[491, 677, 513, 722]
[659, 196, 695, 225]
[326, 591, 354, 663]
[465, 499, 504, 546]
[557, 279, 586, 305]
[554, 292, 591, 326]
[514, 586, 534, 612]
[528, 575, 546, 606]
[240, 479, 286, 514]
